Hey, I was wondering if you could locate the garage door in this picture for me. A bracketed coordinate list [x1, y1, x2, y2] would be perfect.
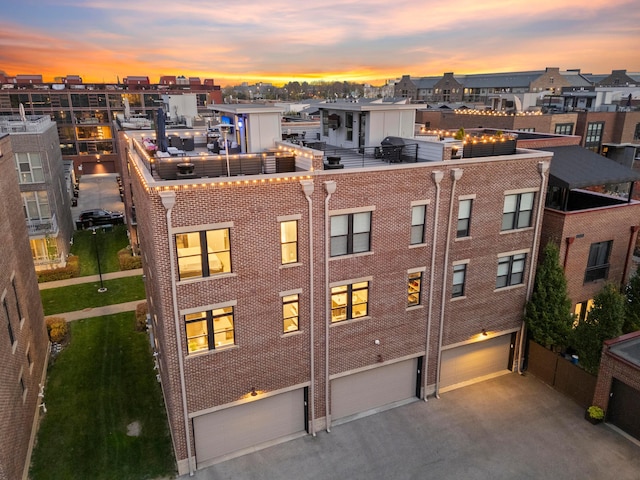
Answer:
[440, 334, 513, 389]
[331, 358, 418, 421]
[193, 388, 305, 466]
[607, 378, 640, 440]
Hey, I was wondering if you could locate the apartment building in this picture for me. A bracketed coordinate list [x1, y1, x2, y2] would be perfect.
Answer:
[0, 133, 50, 480]
[118, 101, 554, 474]
[0, 115, 74, 269]
[0, 74, 223, 176]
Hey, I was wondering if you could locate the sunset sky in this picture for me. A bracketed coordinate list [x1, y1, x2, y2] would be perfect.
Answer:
[1, 0, 638, 87]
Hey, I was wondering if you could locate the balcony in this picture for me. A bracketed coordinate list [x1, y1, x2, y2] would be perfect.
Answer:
[27, 214, 59, 237]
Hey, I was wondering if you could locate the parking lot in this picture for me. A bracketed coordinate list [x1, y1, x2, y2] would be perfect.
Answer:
[185, 373, 640, 480]
[73, 173, 124, 226]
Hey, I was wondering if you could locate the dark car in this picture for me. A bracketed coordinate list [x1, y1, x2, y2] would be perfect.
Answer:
[78, 209, 124, 227]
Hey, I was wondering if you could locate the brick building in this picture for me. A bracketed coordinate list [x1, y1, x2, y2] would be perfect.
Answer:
[119, 103, 552, 474]
[0, 134, 50, 480]
[0, 115, 74, 269]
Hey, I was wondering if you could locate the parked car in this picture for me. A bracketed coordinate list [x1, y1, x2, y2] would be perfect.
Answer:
[78, 209, 124, 228]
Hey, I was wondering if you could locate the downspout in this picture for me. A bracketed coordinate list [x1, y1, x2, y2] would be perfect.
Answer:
[300, 180, 316, 436]
[563, 237, 575, 270]
[621, 225, 640, 286]
[517, 160, 549, 374]
[159, 191, 194, 476]
[434, 168, 463, 398]
[324, 180, 336, 432]
[423, 170, 444, 401]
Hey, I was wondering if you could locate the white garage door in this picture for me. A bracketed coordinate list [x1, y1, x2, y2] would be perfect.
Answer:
[440, 334, 513, 389]
[331, 358, 418, 421]
[193, 388, 305, 466]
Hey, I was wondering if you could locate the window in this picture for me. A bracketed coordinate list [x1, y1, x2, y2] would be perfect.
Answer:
[330, 212, 371, 257]
[4, 299, 15, 347]
[410, 205, 427, 244]
[573, 299, 594, 327]
[585, 122, 604, 152]
[22, 191, 50, 222]
[322, 112, 329, 136]
[452, 264, 467, 298]
[282, 294, 299, 333]
[14, 153, 44, 184]
[555, 123, 574, 135]
[331, 281, 369, 322]
[634, 123, 640, 142]
[585, 241, 612, 282]
[12, 278, 22, 321]
[457, 199, 473, 238]
[496, 253, 526, 288]
[346, 112, 353, 141]
[408, 272, 423, 307]
[502, 192, 534, 231]
[176, 228, 231, 280]
[280, 220, 298, 264]
[185, 306, 235, 354]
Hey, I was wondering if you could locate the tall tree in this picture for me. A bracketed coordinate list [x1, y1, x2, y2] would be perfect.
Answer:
[525, 241, 573, 349]
[572, 283, 625, 374]
[624, 268, 640, 333]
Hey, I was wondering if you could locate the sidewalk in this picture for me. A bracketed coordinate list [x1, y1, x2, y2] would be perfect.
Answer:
[40, 268, 145, 322]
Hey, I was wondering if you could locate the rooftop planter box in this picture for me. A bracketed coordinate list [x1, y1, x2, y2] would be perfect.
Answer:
[462, 137, 516, 158]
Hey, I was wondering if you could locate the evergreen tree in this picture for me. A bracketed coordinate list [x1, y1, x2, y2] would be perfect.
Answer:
[624, 268, 640, 333]
[572, 283, 625, 374]
[525, 242, 573, 349]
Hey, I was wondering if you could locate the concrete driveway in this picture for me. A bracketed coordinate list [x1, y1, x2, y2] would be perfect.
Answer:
[184, 373, 640, 480]
[73, 173, 124, 224]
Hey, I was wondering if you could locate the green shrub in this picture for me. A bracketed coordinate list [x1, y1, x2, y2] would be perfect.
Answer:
[135, 302, 148, 332]
[37, 256, 80, 283]
[118, 248, 142, 270]
[45, 317, 69, 343]
[587, 405, 604, 420]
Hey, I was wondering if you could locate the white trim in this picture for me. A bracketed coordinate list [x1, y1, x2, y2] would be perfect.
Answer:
[328, 251, 374, 261]
[173, 222, 233, 234]
[176, 272, 238, 285]
[499, 226, 534, 235]
[279, 262, 302, 269]
[408, 266, 427, 274]
[329, 276, 373, 288]
[458, 194, 476, 201]
[441, 328, 519, 350]
[329, 205, 375, 216]
[410, 199, 431, 207]
[277, 214, 302, 222]
[329, 354, 420, 380]
[180, 300, 237, 316]
[452, 258, 470, 266]
[280, 288, 302, 297]
[497, 248, 531, 258]
[503, 187, 538, 196]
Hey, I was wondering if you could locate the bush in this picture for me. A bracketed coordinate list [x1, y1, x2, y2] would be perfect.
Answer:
[587, 405, 604, 420]
[46, 317, 69, 343]
[118, 248, 142, 271]
[135, 302, 148, 332]
[37, 256, 81, 283]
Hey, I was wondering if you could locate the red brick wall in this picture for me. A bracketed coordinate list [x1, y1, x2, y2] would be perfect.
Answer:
[0, 135, 49, 480]
[593, 332, 640, 412]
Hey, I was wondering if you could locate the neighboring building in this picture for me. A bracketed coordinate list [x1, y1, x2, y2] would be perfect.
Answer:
[0, 115, 74, 270]
[592, 331, 640, 442]
[0, 74, 223, 176]
[118, 103, 552, 474]
[0, 133, 50, 480]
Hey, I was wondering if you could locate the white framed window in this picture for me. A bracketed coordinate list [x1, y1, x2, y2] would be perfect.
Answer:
[176, 228, 231, 280]
[496, 253, 526, 288]
[15, 153, 44, 184]
[22, 191, 50, 222]
[457, 198, 473, 238]
[408, 271, 423, 306]
[280, 220, 298, 264]
[502, 192, 534, 231]
[331, 281, 369, 322]
[410, 204, 427, 245]
[330, 211, 371, 257]
[282, 294, 299, 333]
[452, 262, 468, 298]
[185, 306, 235, 354]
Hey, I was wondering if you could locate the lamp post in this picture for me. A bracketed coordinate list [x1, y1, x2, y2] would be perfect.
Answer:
[219, 124, 232, 177]
[93, 228, 107, 293]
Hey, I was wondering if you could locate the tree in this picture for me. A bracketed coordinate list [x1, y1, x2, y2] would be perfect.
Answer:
[525, 241, 573, 349]
[624, 268, 640, 333]
[572, 283, 625, 374]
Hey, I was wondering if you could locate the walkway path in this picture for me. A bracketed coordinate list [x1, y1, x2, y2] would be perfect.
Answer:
[40, 268, 145, 322]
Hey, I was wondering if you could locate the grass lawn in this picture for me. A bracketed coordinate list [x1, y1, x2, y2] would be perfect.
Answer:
[30, 313, 175, 480]
[71, 225, 130, 276]
[41, 276, 146, 316]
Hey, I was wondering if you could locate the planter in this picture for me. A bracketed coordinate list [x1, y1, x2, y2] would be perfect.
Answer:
[585, 411, 602, 425]
[585, 406, 604, 424]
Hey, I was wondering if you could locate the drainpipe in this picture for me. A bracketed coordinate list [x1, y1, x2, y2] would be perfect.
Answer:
[300, 180, 316, 436]
[423, 170, 444, 401]
[622, 225, 640, 286]
[434, 168, 463, 398]
[159, 191, 194, 476]
[563, 237, 575, 271]
[324, 180, 336, 432]
[517, 160, 549, 375]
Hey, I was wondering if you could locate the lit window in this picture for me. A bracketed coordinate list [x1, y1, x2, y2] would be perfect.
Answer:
[573, 299, 594, 327]
[331, 281, 369, 322]
[185, 306, 235, 354]
[330, 212, 371, 257]
[280, 220, 298, 264]
[452, 264, 467, 298]
[502, 192, 534, 231]
[496, 253, 526, 288]
[411, 205, 427, 245]
[176, 228, 231, 280]
[585, 241, 612, 283]
[282, 294, 299, 333]
[457, 199, 473, 238]
[408, 272, 422, 306]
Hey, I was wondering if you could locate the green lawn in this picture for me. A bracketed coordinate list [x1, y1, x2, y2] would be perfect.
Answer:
[71, 225, 130, 276]
[41, 276, 146, 316]
[30, 313, 175, 480]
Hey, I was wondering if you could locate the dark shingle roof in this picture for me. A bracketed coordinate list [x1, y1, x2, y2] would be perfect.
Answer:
[539, 145, 640, 189]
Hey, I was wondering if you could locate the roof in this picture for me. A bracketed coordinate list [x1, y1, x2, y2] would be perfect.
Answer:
[607, 332, 640, 369]
[538, 145, 640, 189]
[459, 71, 544, 89]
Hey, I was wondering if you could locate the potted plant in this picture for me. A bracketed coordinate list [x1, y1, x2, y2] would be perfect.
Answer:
[585, 405, 604, 424]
